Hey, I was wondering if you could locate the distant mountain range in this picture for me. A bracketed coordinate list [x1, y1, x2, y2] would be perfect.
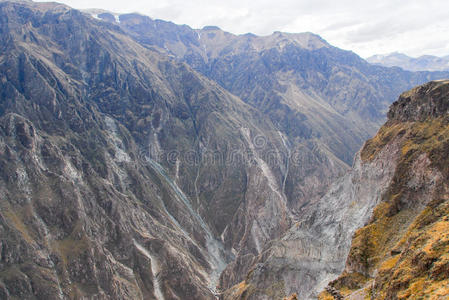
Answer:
[367, 52, 449, 72]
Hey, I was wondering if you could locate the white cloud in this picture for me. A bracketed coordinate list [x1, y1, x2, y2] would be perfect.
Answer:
[36, 0, 449, 58]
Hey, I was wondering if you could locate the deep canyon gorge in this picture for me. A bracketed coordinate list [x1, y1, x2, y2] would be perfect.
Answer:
[0, 1, 448, 299]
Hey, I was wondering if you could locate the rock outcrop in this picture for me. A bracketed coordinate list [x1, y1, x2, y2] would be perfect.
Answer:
[388, 79, 449, 122]
[319, 80, 449, 299]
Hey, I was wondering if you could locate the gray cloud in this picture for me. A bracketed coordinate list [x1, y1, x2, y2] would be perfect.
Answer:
[36, 0, 449, 58]
[321, 20, 363, 33]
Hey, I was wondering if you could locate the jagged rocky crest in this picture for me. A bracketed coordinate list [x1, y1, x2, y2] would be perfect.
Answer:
[388, 80, 449, 121]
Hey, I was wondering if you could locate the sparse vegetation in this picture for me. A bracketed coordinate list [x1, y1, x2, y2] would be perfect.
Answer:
[328, 100, 449, 299]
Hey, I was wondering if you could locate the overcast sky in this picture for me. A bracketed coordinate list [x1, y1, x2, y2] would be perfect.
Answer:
[38, 0, 449, 58]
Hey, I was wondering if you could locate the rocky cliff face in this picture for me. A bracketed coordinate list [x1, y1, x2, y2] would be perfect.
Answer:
[318, 80, 449, 299]
[104, 10, 358, 221]
[221, 118, 402, 300]
[0, 1, 300, 298]
[388, 79, 449, 122]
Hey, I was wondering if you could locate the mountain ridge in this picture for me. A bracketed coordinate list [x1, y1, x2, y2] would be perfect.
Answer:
[367, 52, 449, 72]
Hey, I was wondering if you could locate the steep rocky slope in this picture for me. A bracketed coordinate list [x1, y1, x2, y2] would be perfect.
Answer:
[95, 10, 449, 209]
[0, 1, 309, 298]
[221, 80, 449, 299]
[318, 80, 449, 299]
[99, 11, 360, 216]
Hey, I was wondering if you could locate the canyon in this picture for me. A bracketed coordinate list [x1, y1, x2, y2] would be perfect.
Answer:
[0, 1, 448, 299]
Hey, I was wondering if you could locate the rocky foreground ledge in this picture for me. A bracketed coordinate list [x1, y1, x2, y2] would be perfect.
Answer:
[319, 80, 449, 299]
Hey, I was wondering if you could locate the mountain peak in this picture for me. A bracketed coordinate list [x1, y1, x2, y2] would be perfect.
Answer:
[202, 25, 221, 31]
[270, 31, 329, 49]
[388, 80, 449, 122]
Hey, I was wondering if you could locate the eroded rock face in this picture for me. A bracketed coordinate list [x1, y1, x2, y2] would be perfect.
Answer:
[2, 2, 449, 299]
[78, 10, 449, 293]
[320, 80, 449, 299]
[388, 79, 449, 122]
[106, 11, 449, 166]
[223, 81, 449, 299]
[93, 10, 449, 214]
[223, 138, 402, 299]
[0, 1, 351, 298]
[0, 1, 299, 299]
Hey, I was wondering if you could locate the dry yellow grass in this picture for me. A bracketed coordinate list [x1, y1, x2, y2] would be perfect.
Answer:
[317, 291, 334, 300]
[361, 122, 408, 161]
[326, 116, 449, 299]
[1, 202, 35, 244]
